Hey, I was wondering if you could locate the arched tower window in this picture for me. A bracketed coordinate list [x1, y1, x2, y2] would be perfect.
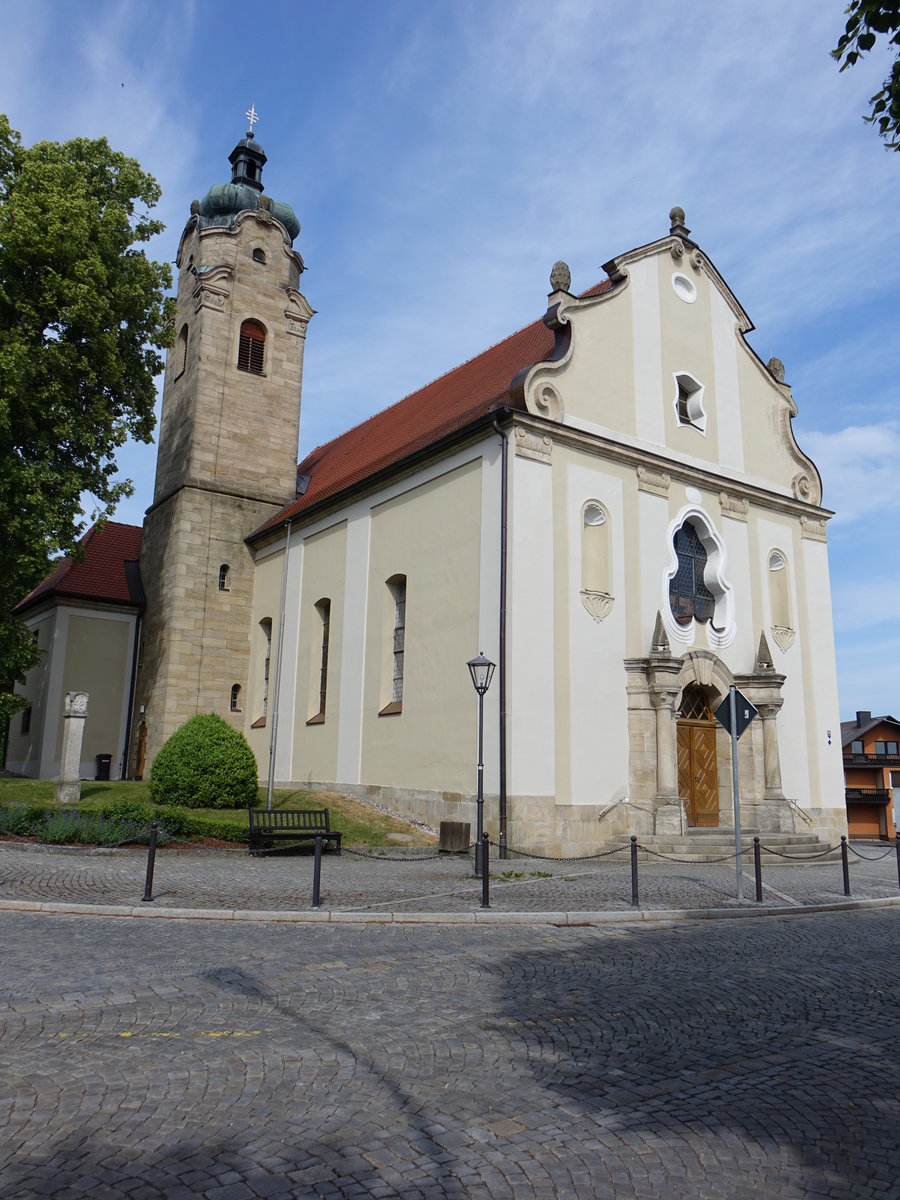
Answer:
[237, 319, 266, 375]
[669, 522, 715, 626]
[230, 684, 241, 712]
[218, 564, 230, 591]
[175, 323, 189, 380]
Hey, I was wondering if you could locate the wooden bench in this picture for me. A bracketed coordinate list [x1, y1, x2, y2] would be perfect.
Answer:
[248, 807, 342, 856]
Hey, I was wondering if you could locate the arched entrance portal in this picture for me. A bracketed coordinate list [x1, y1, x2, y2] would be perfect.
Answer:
[677, 686, 719, 827]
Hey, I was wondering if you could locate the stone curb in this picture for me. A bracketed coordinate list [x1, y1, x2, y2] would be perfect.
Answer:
[1, 894, 899, 924]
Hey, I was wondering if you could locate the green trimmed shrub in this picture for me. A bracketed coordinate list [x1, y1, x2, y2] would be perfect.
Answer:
[149, 713, 259, 810]
[102, 797, 154, 825]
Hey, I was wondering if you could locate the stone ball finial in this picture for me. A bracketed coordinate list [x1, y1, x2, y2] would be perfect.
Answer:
[767, 356, 785, 383]
[669, 206, 685, 230]
[550, 260, 571, 293]
[190, 199, 200, 216]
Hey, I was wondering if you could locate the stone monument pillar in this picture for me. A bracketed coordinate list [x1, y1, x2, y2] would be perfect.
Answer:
[55, 691, 89, 805]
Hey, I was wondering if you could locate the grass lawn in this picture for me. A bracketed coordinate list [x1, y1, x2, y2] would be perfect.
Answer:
[0, 777, 437, 849]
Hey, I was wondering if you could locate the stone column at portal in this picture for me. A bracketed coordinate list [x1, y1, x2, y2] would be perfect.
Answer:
[651, 688, 681, 798]
[758, 701, 785, 799]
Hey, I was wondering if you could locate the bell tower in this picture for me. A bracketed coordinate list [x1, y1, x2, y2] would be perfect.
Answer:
[133, 118, 314, 772]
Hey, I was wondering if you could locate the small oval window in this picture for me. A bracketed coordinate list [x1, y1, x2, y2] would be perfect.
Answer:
[672, 272, 697, 303]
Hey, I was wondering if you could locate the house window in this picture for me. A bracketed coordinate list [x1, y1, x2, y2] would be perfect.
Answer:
[391, 579, 406, 704]
[380, 576, 406, 715]
[851, 739, 864, 754]
[218, 564, 230, 591]
[21, 706, 31, 734]
[876, 741, 899, 756]
[237, 319, 266, 375]
[673, 372, 706, 433]
[307, 599, 330, 724]
[261, 618, 272, 718]
[175, 323, 188, 379]
[669, 522, 715, 626]
[230, 684, 241, 712]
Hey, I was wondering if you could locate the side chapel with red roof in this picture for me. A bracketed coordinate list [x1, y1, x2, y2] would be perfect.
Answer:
[8, 130, 848, 853]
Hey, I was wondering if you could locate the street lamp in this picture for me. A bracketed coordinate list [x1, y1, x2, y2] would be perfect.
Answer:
[467, 651, 495, 877]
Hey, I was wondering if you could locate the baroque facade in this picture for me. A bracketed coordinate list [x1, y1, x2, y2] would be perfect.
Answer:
[8, 131, 848, 853]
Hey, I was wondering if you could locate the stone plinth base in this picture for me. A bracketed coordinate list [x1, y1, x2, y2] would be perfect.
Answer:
[55, 780, 82, 805]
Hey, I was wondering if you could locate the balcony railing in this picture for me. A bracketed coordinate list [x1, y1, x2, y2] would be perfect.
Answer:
[842, 751, 900, 766]
[844, 788, 891, 805]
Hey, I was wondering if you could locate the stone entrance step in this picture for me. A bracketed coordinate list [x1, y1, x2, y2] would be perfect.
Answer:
[607, 829, 842, 864]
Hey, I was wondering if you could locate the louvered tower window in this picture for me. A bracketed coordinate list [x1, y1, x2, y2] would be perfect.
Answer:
[237, 319, 266, 375]
[669, 523, 715, 625]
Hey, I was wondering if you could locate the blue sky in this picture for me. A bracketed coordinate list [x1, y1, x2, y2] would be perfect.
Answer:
[2, 0, 897, 719]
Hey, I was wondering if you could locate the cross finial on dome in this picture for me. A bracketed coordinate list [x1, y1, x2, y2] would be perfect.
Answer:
[245, 103, 259, 135]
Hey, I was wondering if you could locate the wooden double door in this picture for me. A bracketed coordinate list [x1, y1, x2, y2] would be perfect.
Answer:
[677, 687, 719, 827]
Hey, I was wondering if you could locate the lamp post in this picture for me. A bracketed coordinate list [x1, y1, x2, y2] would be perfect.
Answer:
[467, 652, 495, 877]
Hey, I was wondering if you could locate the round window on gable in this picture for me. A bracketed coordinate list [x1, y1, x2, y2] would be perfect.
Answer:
[252, 248, 266, 264]
[672, 272, 697, 303]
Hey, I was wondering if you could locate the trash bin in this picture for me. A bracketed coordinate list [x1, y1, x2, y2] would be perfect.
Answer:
[96, 753, 112, 781]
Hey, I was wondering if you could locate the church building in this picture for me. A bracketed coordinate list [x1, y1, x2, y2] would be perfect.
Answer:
[7, 127, 848, 853]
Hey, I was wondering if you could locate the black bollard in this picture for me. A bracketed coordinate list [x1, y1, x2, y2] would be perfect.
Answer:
[141, 819, 158, 903]
[481, 833, 490, 909]
[630, 836, 639, 907]
[895, 834, 900, 890]
[312, 832, 323, 909]
[754, 836, 763, 903]
[841, 835, 850, 896]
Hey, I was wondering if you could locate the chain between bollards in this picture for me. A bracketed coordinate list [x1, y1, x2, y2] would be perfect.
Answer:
[141, 819, 158, 903]
[754, 836, 763, 903]
[481, 832, 490, 908]
[841, 835, 850, 896]
[630, 836, 639, 907]
[312, 832, 323, 908]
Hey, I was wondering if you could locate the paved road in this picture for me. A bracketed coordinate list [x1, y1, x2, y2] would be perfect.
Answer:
[2, 840, 899, 917]
[2, 908, 898, 1199]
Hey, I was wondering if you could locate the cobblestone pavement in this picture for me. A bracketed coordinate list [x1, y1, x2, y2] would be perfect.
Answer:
[1, 839, 899, 920]
[1, 908, 898, 1198]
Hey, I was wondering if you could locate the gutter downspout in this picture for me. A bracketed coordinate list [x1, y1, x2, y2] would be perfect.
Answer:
[266, 520, 292, 811]
[491, 416, 509, 858]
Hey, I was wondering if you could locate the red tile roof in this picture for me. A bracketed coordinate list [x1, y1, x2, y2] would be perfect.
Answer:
[252, 281, 612, 538]
[15, 522, 144, 613]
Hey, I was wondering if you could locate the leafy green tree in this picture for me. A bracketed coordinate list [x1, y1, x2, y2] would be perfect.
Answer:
[833, 1, 900, 150]
[149, 714, 259, 810]
[0, 115, 172, 718]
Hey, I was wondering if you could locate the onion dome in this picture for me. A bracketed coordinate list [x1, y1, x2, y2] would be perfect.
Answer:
[196, 128, 300, 243]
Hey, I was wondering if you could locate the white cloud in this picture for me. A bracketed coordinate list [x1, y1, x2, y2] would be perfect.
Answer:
[804, 423, 900, 522]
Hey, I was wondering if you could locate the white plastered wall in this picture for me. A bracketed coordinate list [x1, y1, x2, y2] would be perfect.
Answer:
[566, 461, 628, 806]
[630, 255, 665, 448]
[798, 536, 845, 812]
[508, 452, 556, 798]
[755, 515, 810, 805]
